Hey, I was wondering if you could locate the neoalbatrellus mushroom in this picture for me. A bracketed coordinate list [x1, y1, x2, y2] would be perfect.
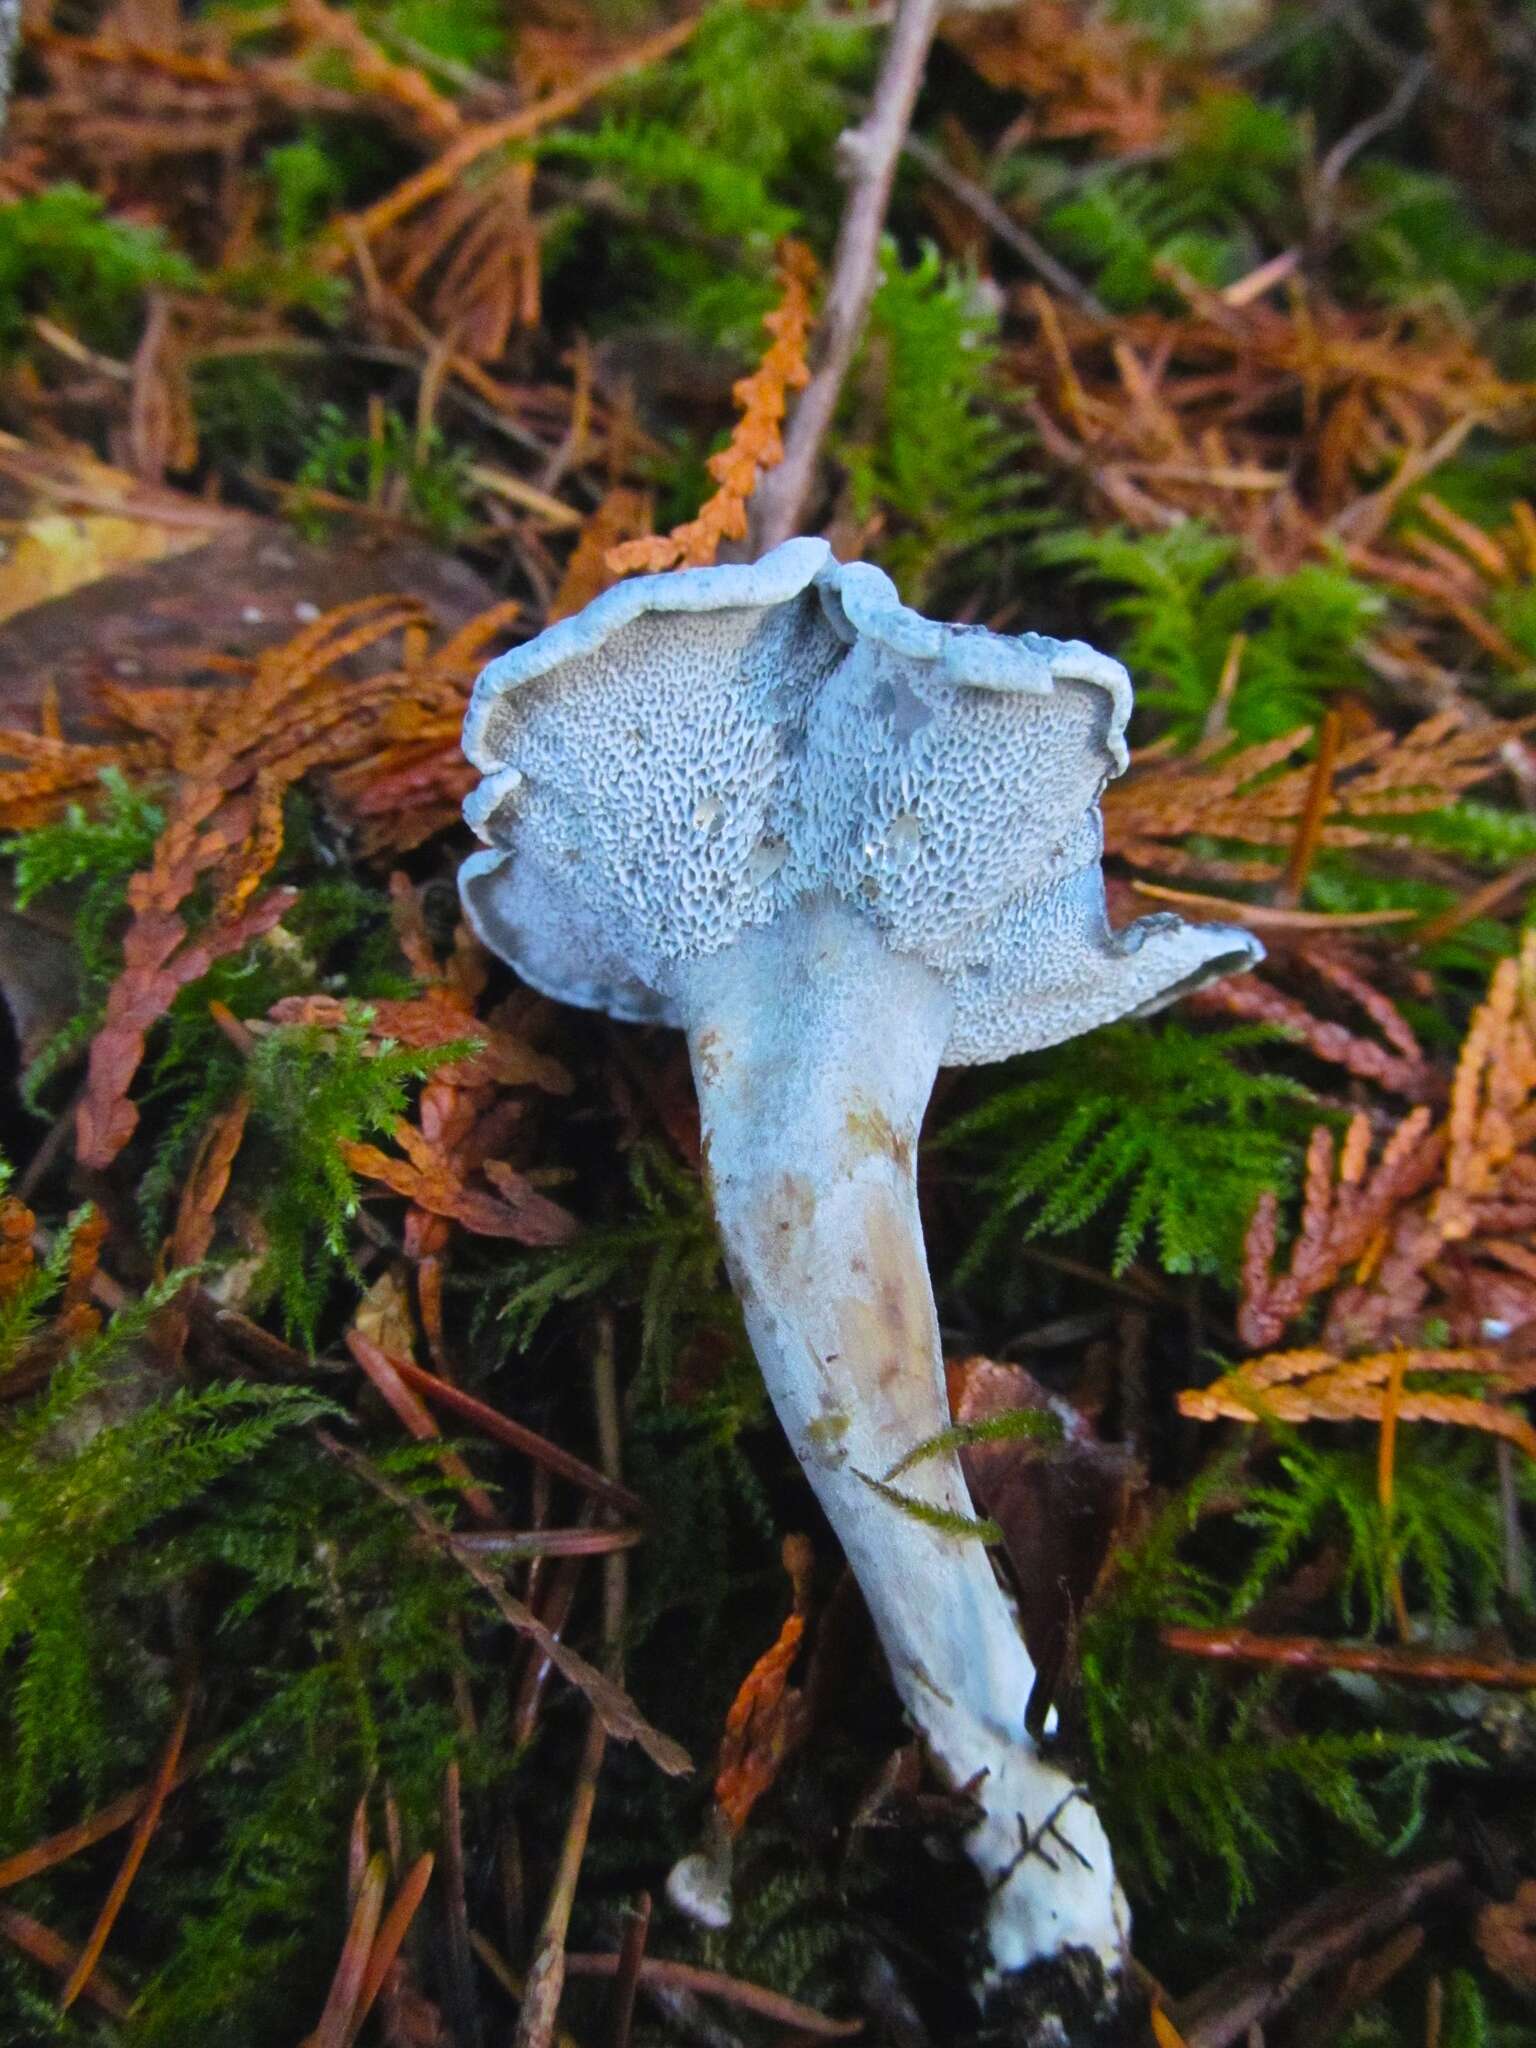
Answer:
[459, 536, 1261, 2013]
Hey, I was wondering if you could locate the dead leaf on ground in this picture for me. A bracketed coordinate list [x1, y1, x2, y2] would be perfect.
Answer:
[1478, 1879, 1536, 2000]
[947, 1355, 1143, 1723]
[0, 511, 501, 739]
[0, 436, 239, 634]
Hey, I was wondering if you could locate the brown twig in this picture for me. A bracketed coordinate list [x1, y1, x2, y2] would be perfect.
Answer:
[561, 1954, 863, 2039]
[608, 1893, 652, 2048]
[317, 1431, 689, 1775]
[1173, 1857, 1463, 2048]
[899, 135, 1105, 316]
[0, 1747, 209, 1891]
[439, 1762, 481, 2048]
[0, 1906, 130, 2018]
[1129, 881, 1418, 929]
[751, 0, 943, 549]
[1410, 855, 1536, 951]
[351, 1853, 436, 2046]
[58, 1686, 193, 2010]
[388, 1352, 645, 1517]
[1162, 1625, 1536, 1690]
[514, 1710, 607, 2048]
[1275, 709, 1343, 907]
[1313, 56, 1432, 221]
[307, 1852, 388, 2048]
[512, 1320, 630, 2048]
[455, 1526, 643, 1559]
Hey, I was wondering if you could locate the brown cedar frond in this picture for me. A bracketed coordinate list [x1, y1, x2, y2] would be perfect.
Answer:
[0, 1198, 38, 1305]
[1435, 933, 1536, 1243]
[1178, 1345, 1536, 1460]
[377, 161, 540, 360]
[1104, 711, 1520, 878]
[32, 595, 535, 1168]
[1018, 282, 1534, 577]
[0, 1199, 104, 1382]
[323, 600, 525, 854]
[276, 878, 577, 1366]
[1238, 1111, 1441, 1351]
[0, 591, 521, 892]
[941, 0, 1184, 156]
[1237, 935, 1536, 1354]
[286, 0, 462, 144]
[549, 487, 653, 622]
[1190, 945, 1430, 1100]
[607, 243, 818, 575]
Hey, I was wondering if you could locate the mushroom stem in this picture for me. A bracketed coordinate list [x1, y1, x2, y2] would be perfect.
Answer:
[672, 897, 1129, 1991]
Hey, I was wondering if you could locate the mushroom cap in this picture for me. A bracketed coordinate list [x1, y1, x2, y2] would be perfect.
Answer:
[460, 538, 1260, 1062]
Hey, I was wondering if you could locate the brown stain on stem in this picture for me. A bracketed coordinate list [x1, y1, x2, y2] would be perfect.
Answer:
[831, 1187, 939, 1433]
[843, 1100, 913, 1173]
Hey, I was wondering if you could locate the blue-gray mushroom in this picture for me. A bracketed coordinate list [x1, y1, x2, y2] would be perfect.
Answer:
[460, 537, 1260, 1995]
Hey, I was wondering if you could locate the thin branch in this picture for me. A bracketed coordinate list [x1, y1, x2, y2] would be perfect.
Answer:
[59, 1688, 194, 2011]
[440, 1762, 482, 2048]
[1274, 709, 1343, 908]
[514, 1713, 607, 2048]
[0, 1748, 209, 1892]
[387, 1351, 645, 1517]
[1311, 55, 1432, 237]
[608, 1893, 652, 2048]
[1129, 881, 1417, 930]
[1162, 1626, 1536, 1690]
[751, 0, 943, 549]
[0, 1906, 130, 2018]
[1174, 1858, 1464, 2048]
[900, 136, 1106, 316]
[513, 1319, 630, 2048]
[316, 1431, 689, 1776]
[561, 1953, 864, 2039]
[352, 1853, 436, 2045]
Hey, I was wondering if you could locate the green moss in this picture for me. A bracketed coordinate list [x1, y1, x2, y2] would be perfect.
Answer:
[0, 185, 199, 354]
[1035, 522, 1382, 743]
[941, 1021, 1314, 1281]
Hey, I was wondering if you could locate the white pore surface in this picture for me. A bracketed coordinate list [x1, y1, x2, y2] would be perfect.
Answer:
[459, 540, 1261, 1062]
[673, 904, 1128, 1979]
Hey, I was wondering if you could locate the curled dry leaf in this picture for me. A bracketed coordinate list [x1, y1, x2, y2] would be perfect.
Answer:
[340, 1126, 577, 1245]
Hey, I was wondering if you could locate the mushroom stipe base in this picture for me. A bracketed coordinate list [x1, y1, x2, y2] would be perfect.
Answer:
[976, 1950, 1152, 2048]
